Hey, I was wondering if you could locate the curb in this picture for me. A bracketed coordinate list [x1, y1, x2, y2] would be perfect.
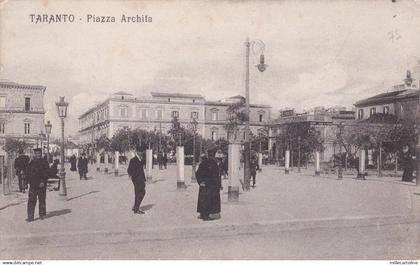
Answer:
[1, 214, 419, 251]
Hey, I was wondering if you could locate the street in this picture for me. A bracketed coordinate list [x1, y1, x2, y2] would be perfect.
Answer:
[3, 222, 419, 260]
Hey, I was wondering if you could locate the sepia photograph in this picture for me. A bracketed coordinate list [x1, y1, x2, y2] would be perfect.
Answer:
[0, 0, 419, 262]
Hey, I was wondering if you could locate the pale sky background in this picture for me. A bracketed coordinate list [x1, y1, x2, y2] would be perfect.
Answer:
[0, 0, 420, 138]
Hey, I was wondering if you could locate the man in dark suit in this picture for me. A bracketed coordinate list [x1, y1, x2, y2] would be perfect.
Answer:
[77, 153, 89, 180]
[127, 146, 146, 214]
[14, 149, 30, 193]
[26, 148, 50, 222]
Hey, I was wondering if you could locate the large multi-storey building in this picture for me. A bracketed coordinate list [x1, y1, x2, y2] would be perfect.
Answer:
[354, 71, 419, 122]
[78, 91, 271, 145]
[0, 81, 47, 157]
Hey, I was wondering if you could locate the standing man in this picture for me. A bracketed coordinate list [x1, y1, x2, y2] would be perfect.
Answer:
[195, 147, 222, 221]
[250, 157, 260, 188]
[70, 154, 77, 172]
[127, 146, 146, 214]
[15, 149, 30, 193]
[77, 152, 89, 180]
[163, 152, 168, 169]
[26, 148, 50, 222]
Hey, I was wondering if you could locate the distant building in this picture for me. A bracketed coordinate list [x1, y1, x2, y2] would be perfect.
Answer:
[78, 91, 271, 147]
[268, 107, 355, 162]
[0, 81, 47, 158]
[354, 71, 419, 123]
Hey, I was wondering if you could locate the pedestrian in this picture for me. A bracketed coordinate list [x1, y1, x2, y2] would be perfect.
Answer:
[78, 153, 89, 180]
[14, 149, 30, 193]
[70, 154, 77, 172]
[401, 145, 414, 182]
[26, 148, 50, 222]
[157, 152, 163, 169]
[221, 156, 228, 179]
[127, 145, 147, 214]
[250, 157, 260, 188]
[195, 147, 222, 221]
[163, 152, 168, 169]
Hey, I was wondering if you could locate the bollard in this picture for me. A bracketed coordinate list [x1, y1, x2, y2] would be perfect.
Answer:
[96, 153, 101, 172]
[285, 150, 290, 174]
[258, 152, 263, 171]
[146, 149, 153, 182]
[228, 143, 241, 201]
[315, 151, 320, 176]
[359, 149, 366, 179]
[114, 151, 119, 176]
[104, 152, 109, 173]
[176, 146, 186, 189]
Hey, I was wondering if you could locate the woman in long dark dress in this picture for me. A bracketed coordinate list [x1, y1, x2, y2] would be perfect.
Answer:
[70, 154, 77, 172]
[401, 146, 414, 182]
[195, 148, 222, 221]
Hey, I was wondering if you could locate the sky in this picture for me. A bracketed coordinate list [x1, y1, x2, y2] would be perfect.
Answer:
[0, 0, 420, 138]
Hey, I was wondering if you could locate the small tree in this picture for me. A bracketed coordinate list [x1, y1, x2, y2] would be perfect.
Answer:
[224, 100, 247, 142]
[3, 138, 29, 155]
[95, 135, 112, 153]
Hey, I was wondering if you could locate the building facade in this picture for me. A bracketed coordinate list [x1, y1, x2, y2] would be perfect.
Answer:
[0, 81, 47, 157]
[78, 91, 271, 146]
[268, 107, 355, 162]
[354, 71, 419, 122]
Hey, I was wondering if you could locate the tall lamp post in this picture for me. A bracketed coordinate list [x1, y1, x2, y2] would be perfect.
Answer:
[244, 38, 268, 190]
[45, 120, 52, 163]
[56, 97, 69, 197]
[190, 116, 198, 181]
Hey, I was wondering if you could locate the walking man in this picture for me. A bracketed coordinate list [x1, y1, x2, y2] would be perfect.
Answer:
[26, 148, 50, 222]
[14, 149, 30, 193]
[127, 146, 146, 214]
[196, 147, 222, 221]
[250, 157, 259, 188]
[78, 153, 89, 180]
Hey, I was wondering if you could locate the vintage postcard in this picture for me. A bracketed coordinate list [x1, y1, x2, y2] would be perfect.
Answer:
[0, 0, 419, 262]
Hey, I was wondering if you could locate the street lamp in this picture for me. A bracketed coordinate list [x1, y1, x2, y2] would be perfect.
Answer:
[56, 96, 69, 197]
[45, 120, 52, 163]
[244, 38, 267, 190]
[190, 117, 198, 181]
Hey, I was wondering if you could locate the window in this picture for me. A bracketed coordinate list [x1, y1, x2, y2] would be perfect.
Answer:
[120, 107, 127, 117]
[369, 108, 376, 116]
[0, 122, 5, 134]
[157, 109, 163, 120]
[171, 111, 179, 118]
[211, 131, 217, 141]
[25, 97, 31, 111]
[211, 111, 218, 121]
[168, 98, 171, 102]
[24, 123, 30, 134]
[141, 109, 147, 119]
[383, 106, 389, 114]
[191, 111, 198, 120]
[226, 111, 232, 120]
[0, 96, 5, 108]
[259, 114, 264, 122]
[357, 109, 364, 120]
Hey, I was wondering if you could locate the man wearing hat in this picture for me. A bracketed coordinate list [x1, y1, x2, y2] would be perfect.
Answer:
[26, 148, 50, 222]
[77, 152, 89, 180]
[14, 149, 30, 193]
[195, 147, 222, 221]
[127, 145, 147, 214]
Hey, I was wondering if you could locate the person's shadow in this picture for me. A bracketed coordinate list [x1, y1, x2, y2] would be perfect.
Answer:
[34, 209, 71, 220]
[140, 204, 155, 212]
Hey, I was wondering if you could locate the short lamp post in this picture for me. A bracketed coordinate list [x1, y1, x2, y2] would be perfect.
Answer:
[45, 120, 52, 163]
[56, 97, 69, 198]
